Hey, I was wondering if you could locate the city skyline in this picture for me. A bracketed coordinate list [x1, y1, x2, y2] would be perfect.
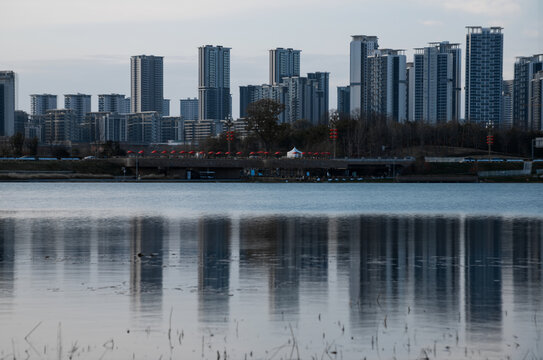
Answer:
[1, 0, 540, 118]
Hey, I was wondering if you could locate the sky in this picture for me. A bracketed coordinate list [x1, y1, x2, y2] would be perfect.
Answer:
[1, 0, 541, 118]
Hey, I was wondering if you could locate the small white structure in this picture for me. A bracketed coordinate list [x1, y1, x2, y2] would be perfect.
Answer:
[287, 147, 302, 158]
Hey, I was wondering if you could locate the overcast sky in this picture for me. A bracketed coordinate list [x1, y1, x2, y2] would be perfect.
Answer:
[1, 0, 541, 118]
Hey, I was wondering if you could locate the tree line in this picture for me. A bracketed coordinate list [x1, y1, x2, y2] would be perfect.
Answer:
[203, 99, 543, 158]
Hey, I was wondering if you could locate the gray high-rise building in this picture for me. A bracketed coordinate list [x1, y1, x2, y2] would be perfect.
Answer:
[198, 45, 231, 121]
[413, 41, 461, 124]
[465, 26, 504, 126]
[130, 55, 164, 114]
[502, 80, 513, 129]
[367, 49, 407, 122]
[98, 94, 129, 113]
[350, 35, 379, 116]
[406, 62, 416, 121]
[513, 54, 543, 130]
[31, 94, 57, 116]
[0, 71, 15, 136]
[531, 71, 543, 131]
[163, 99, 170, 117]
[180, 98, 199, 120]
[44, 109, 76, 144]
[269, 48, 301, 85]
[64, 93, 91, 124]
[337, 86, 350, 115]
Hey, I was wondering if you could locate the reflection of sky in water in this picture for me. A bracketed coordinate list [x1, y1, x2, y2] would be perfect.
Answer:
[0, 184, 542, 359]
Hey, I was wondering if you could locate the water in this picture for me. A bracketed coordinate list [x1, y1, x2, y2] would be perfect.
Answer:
[0, 183, 542, 359]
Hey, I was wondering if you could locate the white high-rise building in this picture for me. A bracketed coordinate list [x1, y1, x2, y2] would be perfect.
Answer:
[0, 71, 15, 136]
[30, 94, 57, 116]
[350, 35, 379, 115]
[413, 42, 461, 124]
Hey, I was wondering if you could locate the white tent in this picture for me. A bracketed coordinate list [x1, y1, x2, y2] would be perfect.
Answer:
[287, 147, 303, 158]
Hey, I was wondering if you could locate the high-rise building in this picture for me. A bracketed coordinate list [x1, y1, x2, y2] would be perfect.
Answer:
[198, 45, 231, 121]
[98, 94, 129, 113]
[367, 49, 407, 122]
[130, 55, 164, 114]
[513, 54, 543, 130]
[30, 94, 57, 116]
[180, 98, 199, 120]
[64, 93, 91, 141]
[163, 99, 170, 117]
[502, 80, 513, 129]
[413, 42, 461, 124]
[44, 109, 76, 144]
[126, 111, 160, 144]
[269, 48, 301, 85]
[14, 110, 28, 135]
[160, 116, 183, 142]
[531, 71, 543, 131]
[465, 26, 504, 126]
[0, 71, 15, 136]
[81, 112, 128, 143]
[337, 86, 350, 116]
[350, 35, 379, 116]
[406, 62, 415, 121]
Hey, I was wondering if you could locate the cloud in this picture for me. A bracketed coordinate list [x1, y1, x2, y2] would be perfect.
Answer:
[438, 0, 521, 17]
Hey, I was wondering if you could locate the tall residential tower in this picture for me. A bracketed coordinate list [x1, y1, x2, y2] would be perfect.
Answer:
[465, 27, 503, 126]
[130, 55, 164, 115]
[30, 94, 57, 116]
[198, 45, 231, 121]
[0, 71, 15, 136]
[350, 35, 379, 116]
[269, 48, 301, 85]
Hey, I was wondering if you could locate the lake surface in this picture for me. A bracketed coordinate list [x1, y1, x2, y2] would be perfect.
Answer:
[0, 183, 542, 359]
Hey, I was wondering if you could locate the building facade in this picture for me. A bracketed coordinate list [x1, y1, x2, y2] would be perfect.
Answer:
[337, 86, 350, 116]
[44, 109, 76, 144]
[163, 99, 170, 117]
[367, 49, 407, 122]
[531, 71, 543, 131]
[98, 94, 129, 113]
[180, 98, 198, 120]
[126, 111, 160, 144]
[269, 48, 301, 85]
[465, 27, 504, 126]
[513, 54, 543, 130]
[350, 35, 379, 116]
[130, 55, 164, 115]
[30, 94, 57, 116]
[0, 71, 15, 136]
[502, 80, 513, 129]
[198, 45, 231, 121]
[412, 42, 461, 124]
[64, 93, 91, 141]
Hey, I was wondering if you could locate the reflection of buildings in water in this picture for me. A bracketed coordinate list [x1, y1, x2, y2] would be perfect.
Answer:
[0, 219, 15, 297]
[343, 216, 461, 326]
[130, 217, 165, 316]
[239, 216, 329, 316]
[198, 217, 231, 323]
[465, 218, 503, 341]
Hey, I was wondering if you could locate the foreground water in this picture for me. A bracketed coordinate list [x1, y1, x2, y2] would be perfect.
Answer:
[0, 183, 542, 359]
